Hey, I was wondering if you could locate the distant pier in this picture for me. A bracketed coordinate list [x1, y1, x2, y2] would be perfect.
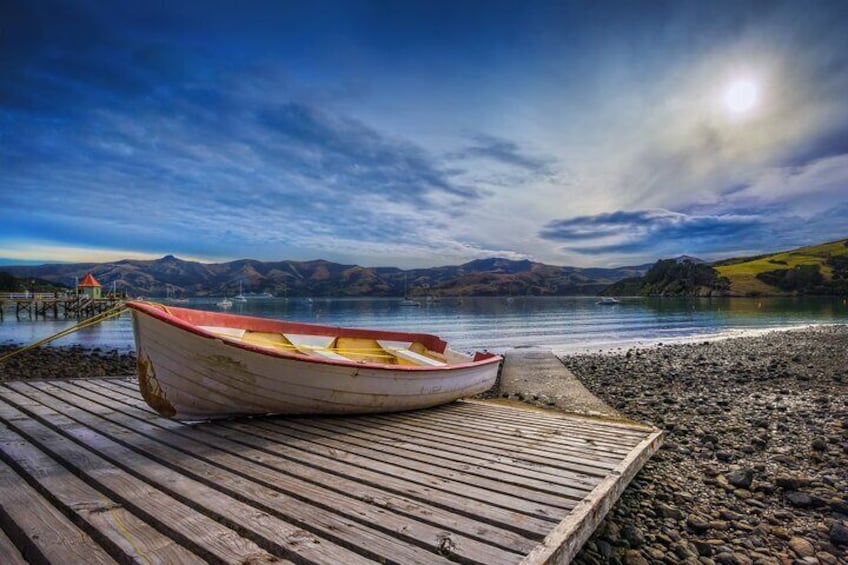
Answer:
[0, 293, 123, 320]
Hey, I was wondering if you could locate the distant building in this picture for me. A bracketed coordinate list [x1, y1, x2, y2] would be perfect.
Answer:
[78, 273, 102, 299]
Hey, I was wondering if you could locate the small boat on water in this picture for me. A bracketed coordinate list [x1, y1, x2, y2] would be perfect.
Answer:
[216, 297, 233, 308]
[233, 281, 247, 303]
[126, 301, 502, 420]
[596, 297, 621, 305]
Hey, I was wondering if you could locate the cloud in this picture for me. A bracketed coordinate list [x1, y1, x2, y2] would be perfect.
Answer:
[457, 134, 553, 172]
[539, 201, 848, 262]
[540, 209, 765, 255]
[720, 153, 848, 215]
[256, 103, 478, 202]
[2, 1, 848, 269]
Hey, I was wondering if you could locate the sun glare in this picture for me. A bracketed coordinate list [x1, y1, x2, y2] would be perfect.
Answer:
[724, 79, 759, 115]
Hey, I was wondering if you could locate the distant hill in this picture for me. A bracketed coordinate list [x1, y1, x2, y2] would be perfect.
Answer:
[0, 256, 650, 298]
[713, 238, 848, 296]
[603, 238, 848, 297]
[0, 272, 69, 293]
[602, 258, 730, 297]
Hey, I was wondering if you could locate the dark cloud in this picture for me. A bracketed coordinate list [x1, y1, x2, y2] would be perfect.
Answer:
[256, 103, 478, 202]
[782, 125, 848, 169]
[540, 209, 765, 254]
[458, 134, 553, 172]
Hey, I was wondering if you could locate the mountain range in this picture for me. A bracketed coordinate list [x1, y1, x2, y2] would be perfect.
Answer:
[0, 256, 651, 298]
[6, 237, 843, 298]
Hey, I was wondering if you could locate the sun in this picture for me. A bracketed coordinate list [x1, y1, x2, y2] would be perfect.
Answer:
[723, 79, 759, 115]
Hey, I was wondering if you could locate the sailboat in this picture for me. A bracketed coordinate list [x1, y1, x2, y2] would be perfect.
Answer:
[234, 280, 247, 303]
[399, 274, 421, 307]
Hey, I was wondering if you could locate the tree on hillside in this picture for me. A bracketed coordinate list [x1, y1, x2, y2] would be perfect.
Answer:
[0, 272, 19, 291]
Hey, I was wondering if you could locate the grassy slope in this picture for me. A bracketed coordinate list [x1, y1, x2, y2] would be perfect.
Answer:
[715, 238, 848, 295]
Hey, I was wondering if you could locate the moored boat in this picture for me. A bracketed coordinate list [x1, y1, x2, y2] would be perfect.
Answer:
[127, 301, 502, 420]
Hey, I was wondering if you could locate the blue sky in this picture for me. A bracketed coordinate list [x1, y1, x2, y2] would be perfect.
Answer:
[2, 0, 847, 268]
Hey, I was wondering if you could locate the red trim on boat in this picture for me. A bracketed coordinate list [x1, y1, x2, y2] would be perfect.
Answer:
[126, 301, 502, 372]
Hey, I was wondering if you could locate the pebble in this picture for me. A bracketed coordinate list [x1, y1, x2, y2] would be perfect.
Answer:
[564, 326, 848, 565]
[0, 345, 136, 381]
[787, 537, 815, 558]
[830, 522, 848, 546]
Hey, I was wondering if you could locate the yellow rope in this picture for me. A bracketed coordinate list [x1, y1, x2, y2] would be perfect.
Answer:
[0, 303, 129, 364]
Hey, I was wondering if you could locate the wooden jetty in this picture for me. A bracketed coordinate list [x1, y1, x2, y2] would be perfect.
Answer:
[0, 377, 661, 564]
[2, 296, 122, 320]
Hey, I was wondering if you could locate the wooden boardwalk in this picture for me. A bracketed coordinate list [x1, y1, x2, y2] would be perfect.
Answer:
[0, 378, 661, 564]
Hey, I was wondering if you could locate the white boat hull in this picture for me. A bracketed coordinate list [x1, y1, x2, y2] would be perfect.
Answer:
[129, 303, 501, 420]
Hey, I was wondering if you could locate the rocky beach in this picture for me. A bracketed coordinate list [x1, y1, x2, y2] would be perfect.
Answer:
[0, 326, 846, 564]
[565, 325, 848, 565]
[0, 344, 136, 382]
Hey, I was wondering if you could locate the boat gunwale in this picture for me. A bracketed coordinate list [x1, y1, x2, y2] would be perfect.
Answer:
[127, 301, 502, 373]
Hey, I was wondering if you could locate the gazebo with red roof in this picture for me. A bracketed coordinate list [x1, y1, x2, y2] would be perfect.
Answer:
[78, 273, 102, 299]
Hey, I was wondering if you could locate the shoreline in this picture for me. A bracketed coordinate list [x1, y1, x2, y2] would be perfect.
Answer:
[1, 326, 846, 564]
[552, 323, 846, 356]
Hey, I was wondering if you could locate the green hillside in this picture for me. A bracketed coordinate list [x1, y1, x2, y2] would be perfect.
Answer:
[714, 238, 848, 296]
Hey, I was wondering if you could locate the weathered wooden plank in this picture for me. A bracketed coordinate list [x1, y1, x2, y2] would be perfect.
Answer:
[44, 380, 528, 564]
[280, 415, 596, 495]
[341, 414, 616, 477]
[0, 423, 204, 564]
[459, 401, 653, 438]
[283, 411, 601, 488]
[234, 419, 568, 523]
[0, 458, 117, 564]
[385, 406, 637, 455]
[522, 430, 664, 565]
[81, 380, 564, 537]
[1, 384, 357, 564]
[90, 379, 600, 492]
[107, 378, 632, 490]
[14, 382, 469, 565]
[0, 525, 28, 565]
[364, 412, 625, 469]
[319, 410, 630, 464]
[66, 378, 539, 555]
[258, 417, 592, 503]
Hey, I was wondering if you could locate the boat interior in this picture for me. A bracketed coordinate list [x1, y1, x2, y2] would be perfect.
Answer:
[196, 326, 459, 367]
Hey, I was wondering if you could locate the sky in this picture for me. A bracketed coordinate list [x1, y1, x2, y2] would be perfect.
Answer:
[2, 0, 848, 268]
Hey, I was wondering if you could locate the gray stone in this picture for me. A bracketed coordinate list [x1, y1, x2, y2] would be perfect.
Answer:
[785, 491, 826, 509]
[727, 468, 754, 489]
[829, 522, 848, 546]
[621, 524, 645, 548]
[775, 475, 811, 490]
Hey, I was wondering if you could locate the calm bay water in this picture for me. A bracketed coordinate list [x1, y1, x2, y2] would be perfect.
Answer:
[1, 296, 846, 355]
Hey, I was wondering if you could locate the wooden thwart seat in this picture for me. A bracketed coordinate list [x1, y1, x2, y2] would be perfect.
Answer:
[284, 334, 350, 361]
[377, 340, 447, 367]
[199, 326, 247, 339]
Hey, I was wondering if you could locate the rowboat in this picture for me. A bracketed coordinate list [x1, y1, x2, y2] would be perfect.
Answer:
[126, 301, 502, 420]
